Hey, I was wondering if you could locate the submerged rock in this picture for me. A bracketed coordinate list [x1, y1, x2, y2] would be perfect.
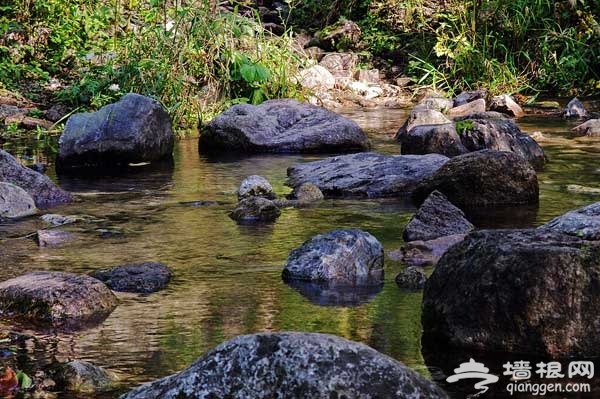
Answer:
[199, 99, 369, 153]
[90, 262, 172, 293]
[0, 271, 117, 329]
[287, 152, 449, 198]
[540, 201, 600, 240]
[283, 229, 383, 284]
[229, 197, 281, 223]
[237, 175, 276, 200]
[395, 266, 427, 291]
[55, 360, 118, 393]
[37, 229, 72, 247]
[0, 182, 37, 218]
[413, 150, 539, 207]
[58, 93, 175, 169]
[0, 149, 72, 207]
[403, 191, 473, 242]
[120, 332, 449, 399]
[422, 229, 600, 357]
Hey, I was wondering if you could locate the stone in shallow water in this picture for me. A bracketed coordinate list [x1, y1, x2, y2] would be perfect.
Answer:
[55, 360, 118, 393]
[395, 266, 427, 291]
[229, 197, 281, 224]
[0, 271, 117, 329]
[90, 262, 172, 293]
[37, 229, 72, 247]
[540, 201, 600, 240]
[0, 182, 37, 218]
[282, 229, 384, 284]
[120, 332, 449, 399]
[287, 152, 449, 198]
[237, 175, 276, 200]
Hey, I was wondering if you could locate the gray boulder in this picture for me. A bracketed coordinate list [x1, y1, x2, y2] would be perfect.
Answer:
[423, 229, 600, 357]
[0, 182, 37, 218]
[489, 94, 524, 117]
[564, 97, 588, 119]
[287, 152, 449, 198]
[90, 262, 172, 293]
[0, 149, 73, 207]
[199, 99, 369, 153]
[237, 175, 276, 200]
[229, 197, 281, 223]
[0, 271, 117, 328]
[395, 266, 427, 290]
[413, 150, 539, 207]
[120, 332, 448, 399]
[58, 93, 174, 169]
[403, 191, 473, 241]
[55, 360, 118, 393]
[540, 201, 600, 240]
[455, 116, 545, 170]
[400, 123, 468, 158]
[283, 229, 384, 284]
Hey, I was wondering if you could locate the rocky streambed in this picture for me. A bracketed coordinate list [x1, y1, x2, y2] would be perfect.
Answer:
[1, 95, 600, 398]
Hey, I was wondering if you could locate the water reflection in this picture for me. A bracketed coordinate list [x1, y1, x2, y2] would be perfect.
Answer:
[283, 278, 384, 307]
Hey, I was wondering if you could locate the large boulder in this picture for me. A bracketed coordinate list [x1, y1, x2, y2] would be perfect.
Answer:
[287, 152, 449, 198]
[403, 191, 473, 242]
[422, 229, 600, 357]
[120, 332, 449, 399]
[0, 271, 118, 328]
[199, 99, 369, 153]
[58, 93, 175, 169]
[90, 262, 172, 293]
[454, 117, 545, 170]
[229, 197, 281, 223]
[540, 201, 600, 240]
[399, 123, 468, 157]
[282, 229, 384, 284]
[0, 182, 37, 218]
[0, 149, 72, 207]
[413, 150, 539, 207]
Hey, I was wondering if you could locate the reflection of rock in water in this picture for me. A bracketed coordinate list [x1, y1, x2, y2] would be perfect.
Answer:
[56, 159, 174, 193]
[464, 204, 538, 229]
[283, 278, 383, 307]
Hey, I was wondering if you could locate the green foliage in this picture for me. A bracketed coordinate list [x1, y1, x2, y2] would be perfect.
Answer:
[455, 119, 475, 135]
[1, 0, 308, 131]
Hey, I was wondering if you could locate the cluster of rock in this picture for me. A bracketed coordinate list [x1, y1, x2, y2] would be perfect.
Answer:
[396, 91, 546, 170]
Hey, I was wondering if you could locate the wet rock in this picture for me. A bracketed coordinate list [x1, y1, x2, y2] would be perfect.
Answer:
[389, 234, 467, 267]
[282, 229, 383, 284]
[572, 119, 600, 137]
[413, 150, 539, 207]
[447, 98, 486, 118]
[422, 229, 600, 357]
[0, 271, 117, 328]
[454, 116, 545, 170]
[287, 152, 449, 198]
[287, 182, 324, 203]
[298, 65, 335, 90]
[0, 149, 72, 207]
[403, 191, 473, 242]
[284, 279, 383, 306]
[58, 93, 175, 169]
[399, 123, 468, 157]
[199, 99, 369, 153]
[452, 89, 486, 107]
[395, 107, 452, 140]
[566, 184, 600, 195]
[121, 332, 449, 399]
[90, 262, 172, 293]
[564, 97, 588, 119]
[540, 201, 600, 240]
[237, 175, 276, 200]
[178, 200, 222, 207]
[489, 94, 524, 117]
[37, 229, 72, 247]
[229, 197, 281, 223]
[395, 266, 426, 290]
[0, 182, 37, 218]
[55, 360, 118, 393]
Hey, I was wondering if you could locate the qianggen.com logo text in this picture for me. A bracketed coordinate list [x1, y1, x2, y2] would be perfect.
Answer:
[506, 381, 591, 396]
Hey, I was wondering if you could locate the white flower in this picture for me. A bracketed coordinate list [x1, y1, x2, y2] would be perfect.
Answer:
[108, 84, 120, 92]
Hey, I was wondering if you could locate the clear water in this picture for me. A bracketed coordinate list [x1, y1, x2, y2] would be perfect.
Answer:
[1, 106, 600, 398]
